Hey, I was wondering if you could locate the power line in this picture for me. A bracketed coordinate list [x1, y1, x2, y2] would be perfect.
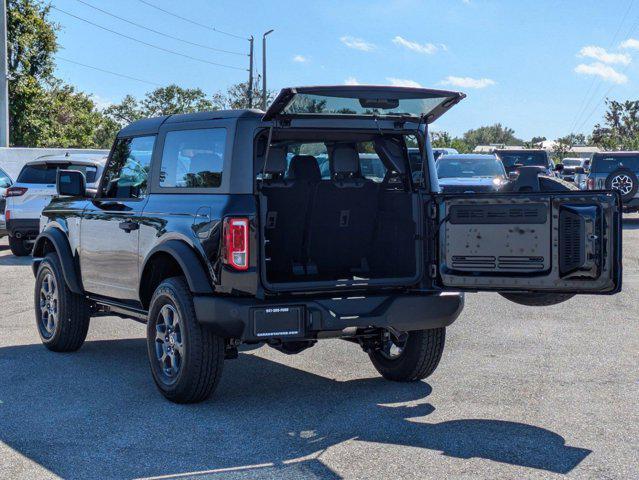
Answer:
[57, 56, 162, 86]
[570, 0, 636, 133]
[574, 10, 639, 134]
[73, 0, 247, 57]
[137, 0, 248, 40]
[51, 6, 248, 72]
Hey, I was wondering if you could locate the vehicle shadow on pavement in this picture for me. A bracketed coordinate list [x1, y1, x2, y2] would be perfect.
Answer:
[0, 254, 32, 266]
[622, 217, 639, 230]
[0, 339, 591, 479]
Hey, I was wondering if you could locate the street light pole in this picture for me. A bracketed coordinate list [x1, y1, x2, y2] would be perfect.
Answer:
[262, 29, 274, 111]
[247, 35, 254, 109]
[0, 0, 9, 147]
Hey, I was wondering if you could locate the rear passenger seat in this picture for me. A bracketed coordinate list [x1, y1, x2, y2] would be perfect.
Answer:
[261, 150, 321, 279]
[308, 144, 379, 278]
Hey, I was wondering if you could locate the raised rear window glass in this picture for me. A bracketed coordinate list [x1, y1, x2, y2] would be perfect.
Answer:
[17, 163, 98, 184]
[282, 93, 451, 118]
[591, 155, 639, 173]
[160, 128, 226, 188]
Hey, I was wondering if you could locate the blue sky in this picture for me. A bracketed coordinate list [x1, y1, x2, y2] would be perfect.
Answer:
[49, 0, 639, 140]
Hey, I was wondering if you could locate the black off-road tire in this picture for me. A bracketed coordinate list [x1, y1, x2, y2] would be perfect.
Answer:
[498, 292, 575, 307]
[499, 175, 576, 307]
[34, 252, 90, 352]
[369, 328, 446, 382]
[146, 277, 224, 403]
[605, 168, 638, 202]
[9, 235, 31, 256]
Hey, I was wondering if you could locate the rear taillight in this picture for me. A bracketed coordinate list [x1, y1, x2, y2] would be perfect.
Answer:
[4, 210, 9, 221]
[222, 217, 249, 271]
[587, 178, 595, 190]
[6, 186, 27, 197]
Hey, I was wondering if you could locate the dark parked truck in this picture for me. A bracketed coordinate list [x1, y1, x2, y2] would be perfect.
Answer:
[31, 86, 623, 403]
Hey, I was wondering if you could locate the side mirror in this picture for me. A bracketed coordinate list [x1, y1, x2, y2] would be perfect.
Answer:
[57, 170, 86, 197]
[555, 163, 564, 172]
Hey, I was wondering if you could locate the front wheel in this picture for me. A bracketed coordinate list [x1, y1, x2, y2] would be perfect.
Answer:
[34, 253, 90, 351]
[9, 235, 31, 256]
[146, 277, 225, 403]
[369, 328, 446, 382]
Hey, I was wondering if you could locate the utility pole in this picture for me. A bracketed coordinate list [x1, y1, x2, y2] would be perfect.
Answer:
[0, 0, 9, 147]
[247, 36, 254, 109]
[262, 29, 274, 111]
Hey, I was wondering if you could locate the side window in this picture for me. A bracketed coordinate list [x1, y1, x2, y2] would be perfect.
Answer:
[102, 136, 155, 199]
[159, 128, 226, 188]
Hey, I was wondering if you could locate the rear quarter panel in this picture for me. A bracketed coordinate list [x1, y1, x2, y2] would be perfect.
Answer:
[139, 193, 259, 295]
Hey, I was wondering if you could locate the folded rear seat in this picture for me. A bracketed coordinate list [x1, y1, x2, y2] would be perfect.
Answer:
[308, 144, 379, 278]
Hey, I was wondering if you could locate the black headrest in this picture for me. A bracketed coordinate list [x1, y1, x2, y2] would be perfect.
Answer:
[263, 146, 288, 174]
[287, 155, 321, 182]
[333, 144, 360, 174]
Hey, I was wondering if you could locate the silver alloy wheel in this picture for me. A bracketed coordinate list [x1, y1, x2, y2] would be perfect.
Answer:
[39, 272, 58, 338]
[154, 304, 184, 378]
[610, 174, 634, 195]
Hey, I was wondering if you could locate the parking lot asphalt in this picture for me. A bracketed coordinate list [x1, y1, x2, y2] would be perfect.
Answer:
[0, 220, 638, 480]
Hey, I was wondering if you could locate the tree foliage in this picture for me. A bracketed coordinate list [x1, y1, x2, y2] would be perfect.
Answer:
[462, 123, 522, 150]
[104, 85, 218, 127]
[552, 133, 586, 160]
[7, 0, 115, 147]
[591, 99, 639, 151]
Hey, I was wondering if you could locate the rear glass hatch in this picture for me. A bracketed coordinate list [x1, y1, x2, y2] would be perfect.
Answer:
[263, 86, 466, 123]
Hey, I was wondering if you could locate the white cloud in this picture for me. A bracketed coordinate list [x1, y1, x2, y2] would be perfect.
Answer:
[344, 77, 360, 85]
[578, 45, 631, 65]
[620, 38, 639, 50]
[292, 54, 309, 63]
[340, 36, 376, 52]
[440, 76, 495, 89]
[387, 77, 422, 88]
[392, 36, 442, 55]
[575, 62, 628, 84]
[90, 94, 113, 110]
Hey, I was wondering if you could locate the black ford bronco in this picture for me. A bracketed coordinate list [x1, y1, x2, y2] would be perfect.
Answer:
[32, 86, 623, 403]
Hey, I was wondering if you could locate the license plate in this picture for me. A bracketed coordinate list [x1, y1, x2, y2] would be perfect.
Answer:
[252, 306, 304, 338]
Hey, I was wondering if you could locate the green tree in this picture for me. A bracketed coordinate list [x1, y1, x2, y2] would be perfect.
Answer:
[7, 0, 57, 146]
[7, 0, 115, 147]
[430, 130, 470, 153]
[553, 133, 586, 161]
[105, 85, 218, 127]
[212, 77, 276, 110]
[462, 123, 522, 150]
[591, 99, 639, 151]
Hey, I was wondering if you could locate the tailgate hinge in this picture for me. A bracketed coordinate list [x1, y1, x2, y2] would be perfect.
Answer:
[428, 201, 438, 220]
[429, 264, 438, 278]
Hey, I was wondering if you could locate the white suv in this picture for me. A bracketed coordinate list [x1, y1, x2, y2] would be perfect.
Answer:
[0, 166, 12, 238]
[4, 154, 106, 256]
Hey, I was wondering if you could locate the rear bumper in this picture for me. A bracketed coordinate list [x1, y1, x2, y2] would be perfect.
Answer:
[193, 292, 464, 341]
[7, 219, 40, 238]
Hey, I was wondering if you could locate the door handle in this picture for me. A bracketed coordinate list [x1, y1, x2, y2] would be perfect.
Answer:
[119, 220, 139, 233]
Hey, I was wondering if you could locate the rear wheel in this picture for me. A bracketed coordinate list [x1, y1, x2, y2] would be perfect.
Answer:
[9, 235, 31, 256]
[34, 252, 90, 351]
[369, 328, 446, 382]
[146, 277, 225, 403]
